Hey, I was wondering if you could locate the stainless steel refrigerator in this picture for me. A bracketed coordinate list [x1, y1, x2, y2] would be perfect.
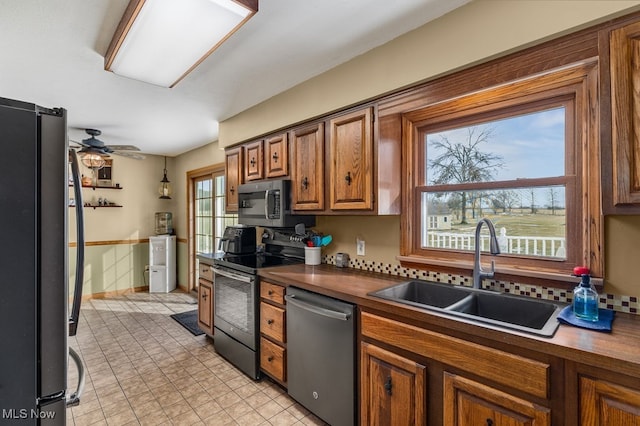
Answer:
[0, 97, 85, 425]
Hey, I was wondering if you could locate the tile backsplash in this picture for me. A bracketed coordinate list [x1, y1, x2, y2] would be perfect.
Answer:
[323, 255, 639, 315]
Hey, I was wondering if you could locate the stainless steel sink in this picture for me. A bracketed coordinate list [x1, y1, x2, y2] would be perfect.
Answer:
[369, 280, 565, 337]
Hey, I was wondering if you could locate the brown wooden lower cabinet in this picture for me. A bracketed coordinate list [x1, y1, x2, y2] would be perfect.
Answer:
[259, 280, 287, 386]
[443, 372, 550, 426]
[197, 261, 214, 335]
[580, 376, 640, 425]
[360, 341, 426, 425]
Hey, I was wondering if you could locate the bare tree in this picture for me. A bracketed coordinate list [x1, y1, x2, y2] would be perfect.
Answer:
[428, 126, 504, 224]
[547, 187, 559, 215]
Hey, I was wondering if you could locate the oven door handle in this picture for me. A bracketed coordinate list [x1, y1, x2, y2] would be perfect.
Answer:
[284, 294, 351, 321]
[212, 267, 253, 283]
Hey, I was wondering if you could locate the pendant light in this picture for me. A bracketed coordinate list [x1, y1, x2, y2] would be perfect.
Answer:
[158, 156, 172, 199]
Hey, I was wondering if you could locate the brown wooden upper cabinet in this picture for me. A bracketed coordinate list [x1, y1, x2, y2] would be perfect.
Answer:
[290, 122, 325, 211]
[611, 21, 640, 205]
[243, 140, 264, 182]
[225, 146, 242, 212]
[265, 133, 289, 178]
[329, 107, 373, 210]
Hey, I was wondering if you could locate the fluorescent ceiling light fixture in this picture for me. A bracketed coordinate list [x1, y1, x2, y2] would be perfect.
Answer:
[105, 0, 258, 88]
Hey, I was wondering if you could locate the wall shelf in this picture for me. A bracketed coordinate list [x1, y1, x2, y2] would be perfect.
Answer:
[80, 184, 122, 190]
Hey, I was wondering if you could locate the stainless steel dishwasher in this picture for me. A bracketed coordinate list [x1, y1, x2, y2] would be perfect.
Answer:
[285, 286, 356, 426]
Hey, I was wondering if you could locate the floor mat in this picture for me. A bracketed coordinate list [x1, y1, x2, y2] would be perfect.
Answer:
[170, 310, 204, 336]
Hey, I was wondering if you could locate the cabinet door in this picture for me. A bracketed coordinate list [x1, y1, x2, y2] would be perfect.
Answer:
[197, 279, 214, 335]
[443, 372, 550, 426]
[329, 107, 373, 210]
[225, 147, 242, 212]
[361, 342, 426, 425]
[291, 123, 324, 210]
[611, 22, 640, 205]
[265, 133, 289, 178]
[244, 140, 264, 181]
[580, 376, 640, 425]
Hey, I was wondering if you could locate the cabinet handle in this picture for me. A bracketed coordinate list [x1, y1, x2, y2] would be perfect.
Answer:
[384, 376, 392, 396]
[268, 356, 274, 362]
[229, 186, 235, 194]
[272, 152, 279, 163]
[267, 319, 274, 325]
[486, 420, 494, 426]
[302, 177, 308, 189]
[250, 157, 256, 167]
[345, 171, 352, 186]
[268, 290, 274, 295]
[201, 293, 207, 301]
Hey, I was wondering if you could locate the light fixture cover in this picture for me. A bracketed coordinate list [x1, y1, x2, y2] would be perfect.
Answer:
[105, 0, 258, 87]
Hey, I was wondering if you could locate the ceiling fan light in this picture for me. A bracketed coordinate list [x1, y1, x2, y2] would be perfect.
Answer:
[105, 0, 258, 88]
[80, 152, 107, 170]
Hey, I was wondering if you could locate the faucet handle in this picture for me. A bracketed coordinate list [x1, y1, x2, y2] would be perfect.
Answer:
[489, 260, 496, 276]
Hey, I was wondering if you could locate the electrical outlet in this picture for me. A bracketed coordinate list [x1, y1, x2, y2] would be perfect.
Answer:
[356, 238, 365, 256]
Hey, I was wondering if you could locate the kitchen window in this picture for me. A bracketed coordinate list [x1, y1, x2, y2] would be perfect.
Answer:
[400, 61, 602, 286]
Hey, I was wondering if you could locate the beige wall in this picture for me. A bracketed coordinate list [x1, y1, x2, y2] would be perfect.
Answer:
[209, 0, 640, 299]
[69, 154, 176, 295]
[219, 0, 640, 147]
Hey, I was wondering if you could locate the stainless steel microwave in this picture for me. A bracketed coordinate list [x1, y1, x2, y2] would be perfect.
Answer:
[237, 179, 315, 228]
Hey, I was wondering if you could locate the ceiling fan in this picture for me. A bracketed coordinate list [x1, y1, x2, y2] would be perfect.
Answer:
[70, 129, 145, 161]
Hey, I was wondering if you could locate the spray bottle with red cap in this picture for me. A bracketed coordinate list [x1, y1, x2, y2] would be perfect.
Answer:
[572, 266, 599, 321]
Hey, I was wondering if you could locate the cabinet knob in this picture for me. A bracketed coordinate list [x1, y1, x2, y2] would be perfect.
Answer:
[486, 419, 494, 426]
[229, 186, 235, 194]
[272, 152, 279, 163]
[267, 319, 274, 325]
[201, 293, 207, 301]
[345, 171, 352, 186]
[302, 177, 309, 189]
[268, 290, 274, 295]
[250, 157, 256, 167]
[384, 376, 392, 396]
[267, 356, 274, 362]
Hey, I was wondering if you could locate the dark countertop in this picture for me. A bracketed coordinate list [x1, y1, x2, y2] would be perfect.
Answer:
[259, 263, 640, 379]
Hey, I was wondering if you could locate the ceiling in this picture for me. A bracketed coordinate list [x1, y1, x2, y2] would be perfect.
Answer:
[0, 0, 469, 157]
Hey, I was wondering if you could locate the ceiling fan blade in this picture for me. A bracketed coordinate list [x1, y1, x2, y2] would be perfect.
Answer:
[106, 145, 141, 151]
[112, 151, 146, 160]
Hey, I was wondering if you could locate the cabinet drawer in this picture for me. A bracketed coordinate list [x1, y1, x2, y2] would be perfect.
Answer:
[261, 281, 285, 305]
[199, 262, 213, 281]
[261, 337, 286, 383]
[260, 302, 286, 342]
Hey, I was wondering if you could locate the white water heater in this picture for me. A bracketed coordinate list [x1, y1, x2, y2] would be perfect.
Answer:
[149, 235, 176, 293]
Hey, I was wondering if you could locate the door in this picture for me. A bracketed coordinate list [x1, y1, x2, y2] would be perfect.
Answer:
[187, 166, 237, 291]
[197, 279, 213, 334]
[329, 107, 373, 210]
[291, 123, 325, 210]
[361, 342, 426, 425]
[225, 147, 242, 212]
[580, 376, 640, 425]
[443, 372, 550, 426]
[244, 140, 264, 181]
[265, 133, 289, 178]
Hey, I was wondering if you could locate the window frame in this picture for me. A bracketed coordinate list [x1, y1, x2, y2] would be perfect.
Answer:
[399, 61, 602, 288]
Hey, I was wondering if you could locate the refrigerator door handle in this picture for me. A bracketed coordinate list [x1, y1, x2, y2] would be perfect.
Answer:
[68, 149, 85, 336]
[66, 347, 85, 406]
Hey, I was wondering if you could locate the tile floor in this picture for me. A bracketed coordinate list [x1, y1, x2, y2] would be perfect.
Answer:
[67, 291, 327, 425]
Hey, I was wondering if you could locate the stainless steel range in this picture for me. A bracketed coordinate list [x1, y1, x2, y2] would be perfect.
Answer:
[212, 227, 307, 379]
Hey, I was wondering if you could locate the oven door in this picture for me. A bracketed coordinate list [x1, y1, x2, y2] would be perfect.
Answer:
[212, 265, 258, 350]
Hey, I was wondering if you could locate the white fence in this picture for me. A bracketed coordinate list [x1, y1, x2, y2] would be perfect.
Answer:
[426, 229, 566, 258]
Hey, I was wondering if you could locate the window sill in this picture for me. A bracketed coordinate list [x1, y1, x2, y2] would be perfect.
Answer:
[397, 255, 604, 292]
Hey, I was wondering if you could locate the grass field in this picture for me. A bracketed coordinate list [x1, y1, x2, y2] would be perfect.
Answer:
[449, 210, 566, 238]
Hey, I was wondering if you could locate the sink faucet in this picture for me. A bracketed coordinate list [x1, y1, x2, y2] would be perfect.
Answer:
[473, 218, 501, 289]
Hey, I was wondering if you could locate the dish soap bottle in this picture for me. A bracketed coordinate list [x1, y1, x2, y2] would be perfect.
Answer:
[572, 266, 599, 321]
